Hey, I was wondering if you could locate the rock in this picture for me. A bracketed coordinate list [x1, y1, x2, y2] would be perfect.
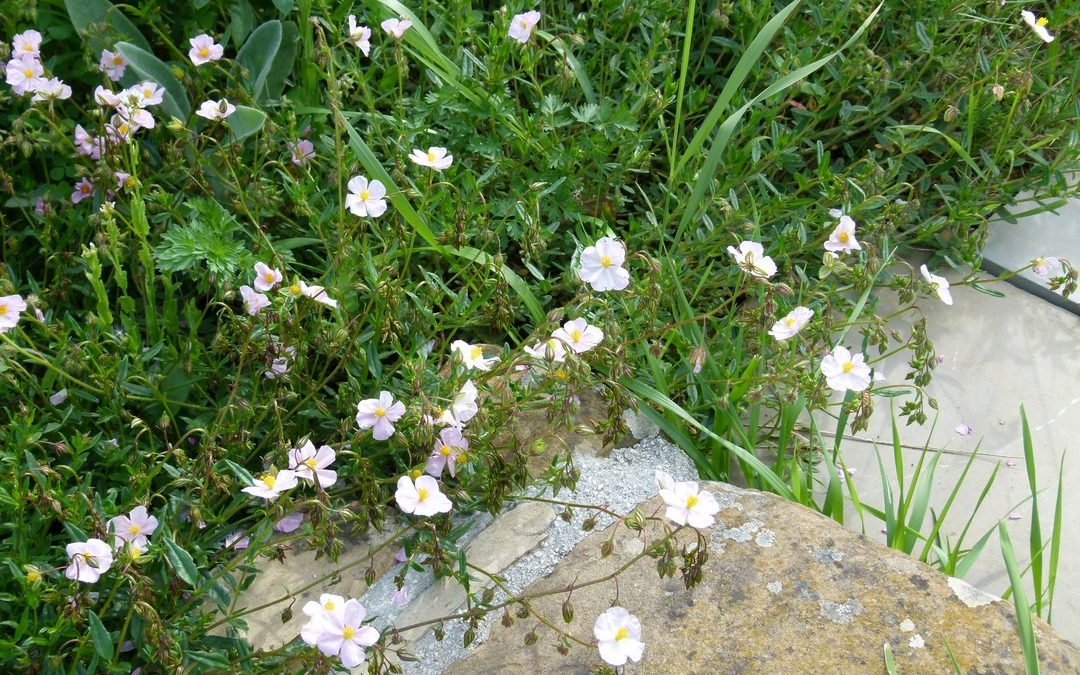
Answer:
[394, 502, 556, 644]
[448, 482, 1080, 674]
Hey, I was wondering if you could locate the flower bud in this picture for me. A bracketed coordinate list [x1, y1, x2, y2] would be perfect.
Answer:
[943, 105, 959, 122]
[991, 83, 1005, 101]
[561, 599, 574, 623]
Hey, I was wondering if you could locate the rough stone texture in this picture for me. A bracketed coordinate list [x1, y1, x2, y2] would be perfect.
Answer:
[232, 526, 400, 651]
[394, 502, 555, 643]
[449, 482, 1080, 674]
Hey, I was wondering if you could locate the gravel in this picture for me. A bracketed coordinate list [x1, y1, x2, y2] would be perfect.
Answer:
[356, 435, 698, 673]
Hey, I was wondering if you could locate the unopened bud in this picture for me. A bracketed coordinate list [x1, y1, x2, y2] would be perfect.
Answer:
[991, 83, 1005, 101]
[561, 600, 574, 623]
[943, 105, 959, 122]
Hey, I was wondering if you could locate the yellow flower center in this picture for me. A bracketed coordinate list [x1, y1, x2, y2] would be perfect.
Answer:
[842, 361, 854, 373]
[427, 151, 436, 162]
[615, 627, 629, 641]
[553, 369, 568, 380]
[519, 19, 528, 29]
[785, 318, 795, 327]
[360, 190, 370, 201]
[0, 305, 7, 315]
[838, 231, 850, 243]
[439, 444, 452, 456]
[686, 494, 699, 508]
[289, 283, 301, 296]
[198, 47, 210, 58]
[373, 407, 386, 418]
[124, 176, 136, 188]
[81, 184, 93, 194]
[128, 524, 141, 535]
[600, 255, 612, 268]
[470, 346, 483, 360]
[113, 56, 124, 66]
[342, 626, 356, 640]
[26, 569, 41, 583]
[409, 468, 422, 480]
[264, 272, 276, 283]
[417, 488, 430, 501]
[324, 600, 335, 610]
[570, 329, 583, 342]
[22, 44, 33, 52]
[304, 458, 318, 470]
[261, 473, 276, 489]
[1036, 16, 1048, 27]
[23, 68, 33, 78]
[118, 123, 130, 135]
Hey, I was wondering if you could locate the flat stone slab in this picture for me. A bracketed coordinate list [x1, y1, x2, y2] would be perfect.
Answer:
[450, 482, 1080, 674]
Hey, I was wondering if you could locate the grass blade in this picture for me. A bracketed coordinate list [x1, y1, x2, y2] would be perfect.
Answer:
[999, 522, 1041, 675]
[1020, 405, 1044, 616]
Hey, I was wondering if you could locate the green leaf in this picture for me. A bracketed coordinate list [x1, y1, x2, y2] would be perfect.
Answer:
[64, 0, 151, 52]
[272, 0, 294, 11]
[115, 43, 191, 120]
[220, 459, 255, 485]
[265, 21, 300, 102]
[448, 246, 546, 327]
[227, 106, 268, 141]
[999, 523, 1041, 675]
[87, 610, 114, 661]
[163, 536, 200, 586]
[236, 21, 282, 103]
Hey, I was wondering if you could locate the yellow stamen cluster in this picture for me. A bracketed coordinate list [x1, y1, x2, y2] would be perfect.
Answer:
[417, 488, 430, 501]
[615, 627, 629, 641]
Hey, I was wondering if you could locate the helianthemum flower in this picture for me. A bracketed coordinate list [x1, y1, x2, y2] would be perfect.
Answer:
[99, 49, 127, 81]
[820, 346, 872, 392]
[196, 98, 236, 121]
[824, 215, 861, 253]
[594, 607, 644, 666]
[0, 294, 27, 332]
[188, 34, 224, 65]
[242, 469, 298, 500]
[769, 306, 813, 341]
[919, 264, 953, 305]
[434, 380, 478, 427]
[524, 337, 567, 363]
[552, 318, 604, 354]
[291, 139, 315, 167]
[6, 56, 44, 96]
[395, 475, 453, 516]
[239, 285, 270, 316]
[727, 240, 777, 278]
[409, 146, 453, 171]
[65, 538, 114, 584]
[32, 77, 71, 102]
[301, 598, 380, 669]
[347, 16, 372, 55]
[381, 17, 412, 39]
[1032, 256, 1063, 278]
[298, 280, 339, 308]
[288, 441, 338, 488]
[356, 391, 406, 440]
[656, 470, 720, 529]
[426, 427, 468, 478]
[508, 11, 541, 43]
[451, 340, 499, 371]
[345, 176, 387, 218]
[578, 237, 630, 291]
[128, 81, 164, 107]
[12, 29, 42, 59]
[107, 506, 159, 550]
[1021, 10, 1054, 43]
[72, 178, 95, 204]
[253, 262, 283, 291]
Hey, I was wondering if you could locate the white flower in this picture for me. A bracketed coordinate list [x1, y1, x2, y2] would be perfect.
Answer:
[820, 345, 872, 392]
[6, 56, 43, 96]
[727, 240, 777, 279]
[75, 125, 104, 160]
[395, 475, 452, 516]
[552, 318, 604, 354]
[301, 598, 380, 668]
[347, 16, 372, 56]
[196, 98, 236, 121]
[107, 506, 159, 550]
[524, 337, 567, 362]
[297, 281, 338, 308]
[1031, 256, 1062, 278]
[451, 340, 499, 371]
[408, 146, 453, 171]
[657, 470, 720, 528]
[99, 49, 127, 81]
[768, 306, 813, 341]
[242, 469, 299, 499]
[189, 34, 224, 66]
[824, 215, 861, 253]
[434, 380, 479, 427]
[1021, 10, 1054, 43]
[288, 441, 338, 488]
[239, 285, 270, 316]
[12, 30, 42, 59]
[381, 17, 412, 39]
[508, 11, 541, 44]
[426, 427, 468, 478]
[0, 294, 27, 332]
[94, 85, 120, 107]
[345, 176, 388, 218]
[129, 81, 165, 107]
[955, 423, 973, 436]
[30, 77, 72, 102]
[919, 264, 953, 305]
[253, 262, 283, 291]
[302, 593, 345, 623]
[578, 237, 630, 291]
[116, 103, 155, 130]
[593, 607, 644, 666]
[65, 539, 114, 583]
[356, 391, 407, 440]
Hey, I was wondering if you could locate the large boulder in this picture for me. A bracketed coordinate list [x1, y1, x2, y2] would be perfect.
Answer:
[449, 481, 1079, 673]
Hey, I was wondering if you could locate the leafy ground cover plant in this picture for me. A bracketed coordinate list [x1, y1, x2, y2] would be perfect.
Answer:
[0, 0, 1076, 671]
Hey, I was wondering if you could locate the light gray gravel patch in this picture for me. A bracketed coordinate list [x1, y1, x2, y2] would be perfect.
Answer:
[355, 436, 698, 674]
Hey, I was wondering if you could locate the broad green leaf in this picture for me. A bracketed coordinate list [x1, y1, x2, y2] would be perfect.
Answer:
[115, 43, 191, 120]
[265, 21, 300, 101]
[272, 0, 295, 11]
[87, 610, 114, 661]
[163, 535, 200, 586]
[227, 106, 268, 141]
[236, 21, 283, 103]
[64, 0, 151, 52]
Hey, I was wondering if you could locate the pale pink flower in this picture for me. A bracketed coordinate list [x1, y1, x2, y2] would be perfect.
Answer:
[114, 172, 136, 191]
[99, 49, 127, 81]
[301, 598, 380, 668]
[433, 380, 478, 427]
[0, 294, 28, 332]
[451, 340, 499, 371]
[656, 470, 720, 529]
[768, 306, 813, 341]
[188, 34, 224, 66]
[578, 237, 630, 291]
[298, 281, 338, 308]
[820, 345, 872, 392]
[408, 146, 453, 171]
[552, 318, 603, 353]
[508, 11, 541, 44]
[824, 215, 861, 253]
[593, 607, 644, 666]
[71, 178, 95, 204]
[253, 262, 283, 291]
[356, 391, 406, 440]
[196, 98, 236, 121]
[241, 469, 298, 500]
[425, 427, 468, 478]
[955, 423, 973, 436]
[12, 30, 42, 59]
[224, 531, 249, 550]
[524, 337, 567, 363]
[65, 538, 114, 584]
[345, 176, 387, 218]
[128, 81, 164, 107]
[727, 240, 776, 279]
[390, 586, 409, 605]
[31, 77, 71, 102]
[395, 475, 453, 516]
[6, 56, 43, 95]
[1032, 256, 1063, 278]
[290, 139, 315, 167]
[93, 85, 120, 107]
[49, 389, 68, 406]
[381, 17, 412, 39]
[919, 264, 953, 305]
[239, 285, 270, 316]
[288, 441, 338, 488]
[107, 506, 159, 549]
[274, 512, 305, 533]
[347, 16, 372, 55]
